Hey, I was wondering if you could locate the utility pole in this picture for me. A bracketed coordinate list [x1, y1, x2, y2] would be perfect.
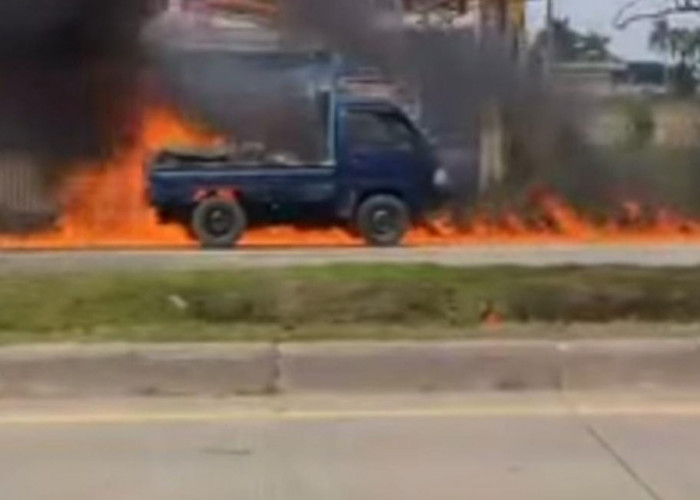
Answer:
[545, 0, 555, 76]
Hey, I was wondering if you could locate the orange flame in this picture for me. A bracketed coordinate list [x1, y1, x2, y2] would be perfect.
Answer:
[0, 107, 209, 249]
[2, 107, 700, 249]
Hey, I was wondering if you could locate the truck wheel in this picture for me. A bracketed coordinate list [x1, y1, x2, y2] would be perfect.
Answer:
[356, 195, 410, 247]
[191, 198, 247, 249]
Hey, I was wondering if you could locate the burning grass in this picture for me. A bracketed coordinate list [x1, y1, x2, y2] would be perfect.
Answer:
[1, 265, 700, 343]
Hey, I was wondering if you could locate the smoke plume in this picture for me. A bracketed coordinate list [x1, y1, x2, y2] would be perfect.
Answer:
[279, 0, 609, 211]
[0, 0, 148, 230]
[143, 7, 331, 161]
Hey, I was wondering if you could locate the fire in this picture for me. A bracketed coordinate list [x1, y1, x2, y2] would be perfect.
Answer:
[0, 107, 206, 249]
[1, 107, 700, 250]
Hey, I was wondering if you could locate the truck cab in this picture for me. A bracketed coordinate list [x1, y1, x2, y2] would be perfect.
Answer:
[334, 96, 442, 218]
[149, 95, 447, 248]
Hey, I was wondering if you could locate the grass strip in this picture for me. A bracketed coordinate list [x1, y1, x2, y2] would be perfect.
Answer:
[0, 264, 698, 342]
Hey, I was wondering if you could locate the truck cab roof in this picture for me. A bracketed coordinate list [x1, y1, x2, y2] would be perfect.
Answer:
[335, 95, 404, 112]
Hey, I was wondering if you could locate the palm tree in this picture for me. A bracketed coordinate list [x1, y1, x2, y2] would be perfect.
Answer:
[649, 19, 700, 64]
[649, 19, 671, 55]
[648, 19, 700, 95]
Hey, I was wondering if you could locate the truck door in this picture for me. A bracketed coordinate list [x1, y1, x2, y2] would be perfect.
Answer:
[339, 108, 432, 213]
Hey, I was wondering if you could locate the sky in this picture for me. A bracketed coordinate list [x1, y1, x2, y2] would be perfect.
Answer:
[527, 0, 700, 60]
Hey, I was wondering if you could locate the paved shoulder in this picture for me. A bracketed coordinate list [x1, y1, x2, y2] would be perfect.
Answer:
[3, 244, 700, 272]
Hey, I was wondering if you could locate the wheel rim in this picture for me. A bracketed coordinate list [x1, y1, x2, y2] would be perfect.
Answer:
[205, 207, 234, 236]
[370, 206, 400, 237]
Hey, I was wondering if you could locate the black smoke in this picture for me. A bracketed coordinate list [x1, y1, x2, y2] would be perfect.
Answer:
[0, 0, 148, 164]
[0, 0, 149, 230]
[279, 0, 609, 213]
[143, 6, 332, 162]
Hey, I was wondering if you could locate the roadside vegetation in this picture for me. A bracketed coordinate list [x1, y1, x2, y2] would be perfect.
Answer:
[0, 265, 700, 343]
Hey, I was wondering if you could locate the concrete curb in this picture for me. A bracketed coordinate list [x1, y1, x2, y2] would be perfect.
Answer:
[277, 341, 561, 393]
[561, 339, 700, 391]
[0, 339, 698, 397]
[0, 344, 278, 398]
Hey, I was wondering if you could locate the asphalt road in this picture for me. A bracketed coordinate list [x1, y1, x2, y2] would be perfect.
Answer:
[3, 243, 700, 272]
[2, 393, 700, 500]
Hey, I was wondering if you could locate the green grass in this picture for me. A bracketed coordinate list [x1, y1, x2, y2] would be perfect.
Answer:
[0, 264, 700, 343]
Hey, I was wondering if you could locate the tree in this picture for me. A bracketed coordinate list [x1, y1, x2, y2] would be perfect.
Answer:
[615, 0, 700, 29]
[533, 18, 611, 62]
[578, 32, 612, 61]
[648, 18, 672, 53]
[648, 19, 700, 95]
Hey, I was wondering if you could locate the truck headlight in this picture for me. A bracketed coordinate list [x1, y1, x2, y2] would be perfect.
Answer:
[433, 168, 450, 190]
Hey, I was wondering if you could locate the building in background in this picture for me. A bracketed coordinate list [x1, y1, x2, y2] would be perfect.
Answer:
[554, 60, 670, 98]
[152, 0, 526, 41]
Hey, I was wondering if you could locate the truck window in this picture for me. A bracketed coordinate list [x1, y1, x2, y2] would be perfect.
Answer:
[346, 111, 417, 152]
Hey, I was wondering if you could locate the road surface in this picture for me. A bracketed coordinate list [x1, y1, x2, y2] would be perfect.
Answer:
[2, 244, 700, 272]
[2, 393, 700, 500]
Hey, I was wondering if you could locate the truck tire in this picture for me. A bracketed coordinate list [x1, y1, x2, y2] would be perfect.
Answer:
[191, 198, 247, 249]
[356, 194, 410, 247]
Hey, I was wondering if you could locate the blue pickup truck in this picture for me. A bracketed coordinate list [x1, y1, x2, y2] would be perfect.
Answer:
[148, 95, 449, 248]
